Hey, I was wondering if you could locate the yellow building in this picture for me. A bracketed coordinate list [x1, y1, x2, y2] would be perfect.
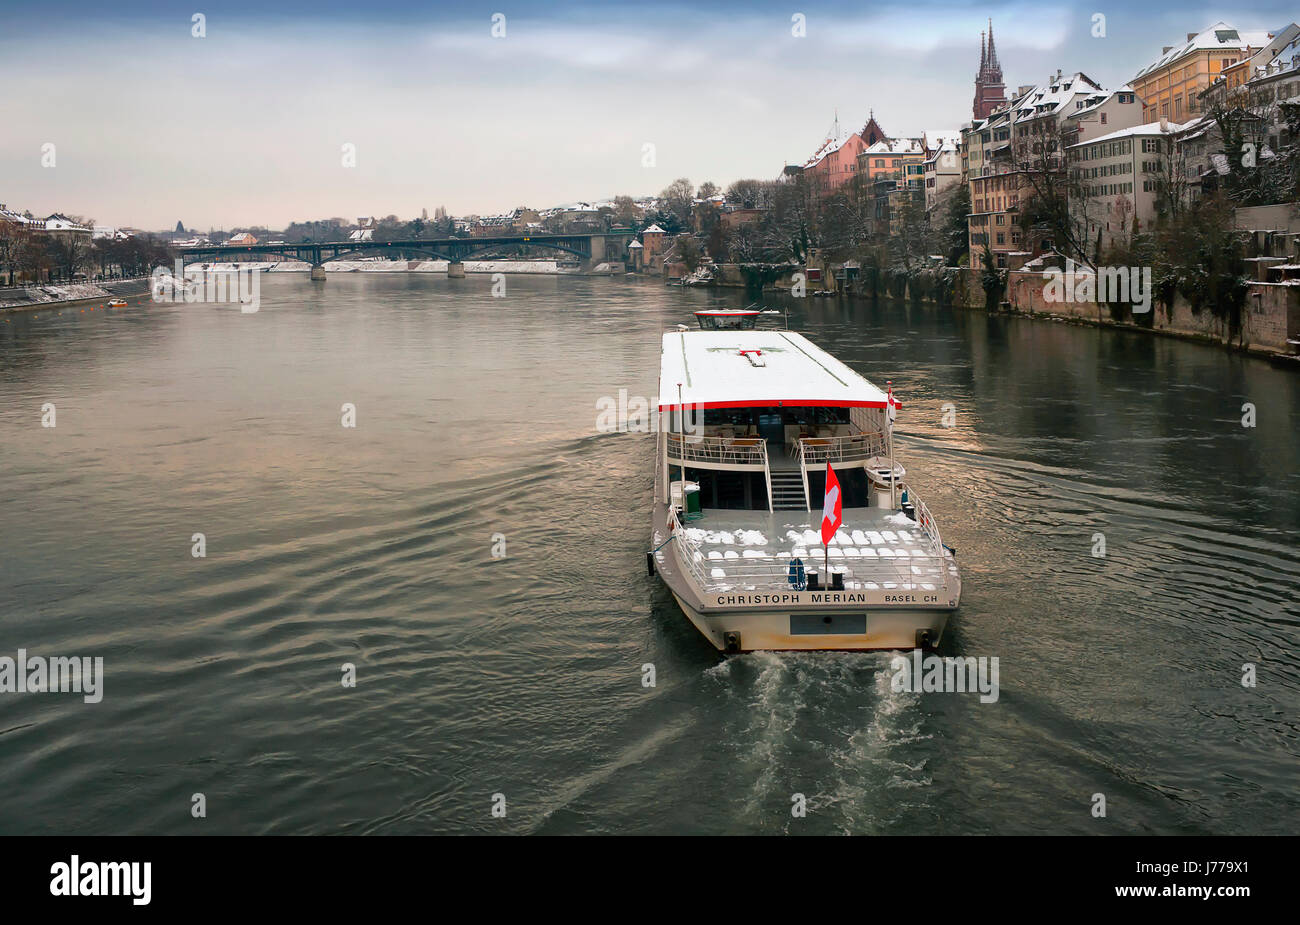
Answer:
[1131, 21, 1276, 123]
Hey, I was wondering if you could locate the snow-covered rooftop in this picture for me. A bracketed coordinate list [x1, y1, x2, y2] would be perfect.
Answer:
[658, 330, 892, 411]
[803, 121, 858, 168]
[1134, 21, 1274, 79]
[923, 130, 961, 151]
[865, 138, 925, 155]
[1068, 120, 1188, 147]
[1008, 73, 1105, 124]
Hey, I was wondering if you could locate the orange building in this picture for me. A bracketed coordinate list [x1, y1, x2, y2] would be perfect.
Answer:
[1131, 21, 1276, 123]
[857, 138, 926, 182]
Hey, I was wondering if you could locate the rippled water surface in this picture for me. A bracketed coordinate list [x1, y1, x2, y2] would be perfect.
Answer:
[1, 274, 1297, 834]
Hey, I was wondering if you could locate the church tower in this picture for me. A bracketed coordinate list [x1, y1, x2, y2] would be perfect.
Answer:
[973, 19, 1008, 120]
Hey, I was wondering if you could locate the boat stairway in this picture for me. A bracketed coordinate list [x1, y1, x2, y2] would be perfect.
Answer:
[769, 471, 808, 510]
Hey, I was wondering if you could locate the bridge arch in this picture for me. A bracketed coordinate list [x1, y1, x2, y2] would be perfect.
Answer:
[318, 246, 458, 264]
[179, 249, 316, 266]
[455, 241, 590, 262]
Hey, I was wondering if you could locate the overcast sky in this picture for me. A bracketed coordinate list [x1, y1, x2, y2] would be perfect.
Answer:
[3, 1, 1296, 231]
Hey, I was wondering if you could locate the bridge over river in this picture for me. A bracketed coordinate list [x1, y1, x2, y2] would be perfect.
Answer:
[177, 232, 636, 279]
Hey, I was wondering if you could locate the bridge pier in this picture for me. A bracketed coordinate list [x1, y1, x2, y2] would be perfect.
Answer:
[447, 261, 466, 278]
[310, 264, 327, 282]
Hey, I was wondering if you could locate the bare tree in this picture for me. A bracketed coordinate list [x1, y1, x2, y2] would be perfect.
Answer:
[45, 233, 94, 280]
[725, 178, 776, 210]
[673, 235, 703, 272]
[659, 178, 695, 228]
[727, 223, 760, 263]
[0, 224, 23, 286]
[1012, 126, 1094, 264]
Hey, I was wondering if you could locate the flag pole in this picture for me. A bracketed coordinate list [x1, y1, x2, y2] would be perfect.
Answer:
[887, 381, 897, 510]
[677, 382, 687, 506]
[823, 463, 829, 582]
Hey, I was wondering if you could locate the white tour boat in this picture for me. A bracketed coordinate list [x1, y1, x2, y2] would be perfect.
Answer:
[649, 313, 960, 653]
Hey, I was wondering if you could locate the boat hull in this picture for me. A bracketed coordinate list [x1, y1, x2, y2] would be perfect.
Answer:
[651, 502, 957, 653]
[669, 590, 950, 652]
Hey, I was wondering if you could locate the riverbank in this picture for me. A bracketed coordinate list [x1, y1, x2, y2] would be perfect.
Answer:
[668, 261, 1300, 363]
[957, 267, 1298, 362]
[0, 278, 153, 315]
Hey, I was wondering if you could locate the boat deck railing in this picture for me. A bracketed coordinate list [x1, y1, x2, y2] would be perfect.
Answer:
[666, 432, 768, 467]
[667, 504, 715, 589]
[670, 505, 956, 597]
[795, 430, 887, 465]
[906, 484, 946, 555]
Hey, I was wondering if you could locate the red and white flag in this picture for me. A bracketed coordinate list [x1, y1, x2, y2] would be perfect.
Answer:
[821, 463, 842, 548]
[887, 382, 898, 425]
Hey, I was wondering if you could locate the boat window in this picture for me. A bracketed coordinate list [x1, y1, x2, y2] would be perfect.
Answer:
[805, 467, 871, 509]
[703, 408, 758, 429]
[685, 468, 770, 511]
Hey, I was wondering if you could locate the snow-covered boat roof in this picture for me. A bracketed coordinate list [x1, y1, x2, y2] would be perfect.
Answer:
[658, 330, 893, 411]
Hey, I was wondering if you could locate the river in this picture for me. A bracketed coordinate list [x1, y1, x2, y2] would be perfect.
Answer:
[1, 272, 1296, 834]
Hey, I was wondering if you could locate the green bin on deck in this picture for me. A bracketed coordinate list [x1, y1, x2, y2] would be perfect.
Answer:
[684, 486, 702, 521]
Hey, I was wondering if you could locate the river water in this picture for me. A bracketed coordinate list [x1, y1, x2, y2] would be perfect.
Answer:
[1, 273, 1296, 834]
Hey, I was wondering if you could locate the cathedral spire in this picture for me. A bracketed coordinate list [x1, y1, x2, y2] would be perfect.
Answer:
[973, 20, 1008, 120]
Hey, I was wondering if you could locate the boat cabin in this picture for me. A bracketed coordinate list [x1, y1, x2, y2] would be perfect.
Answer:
[693, 309, 760, 330]
[658, 329, 904, 513]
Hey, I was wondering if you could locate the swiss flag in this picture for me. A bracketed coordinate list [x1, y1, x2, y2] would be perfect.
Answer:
[821, 463, 842, 548]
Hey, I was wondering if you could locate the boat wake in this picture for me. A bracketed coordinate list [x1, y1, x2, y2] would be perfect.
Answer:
[705, 651, 934, 833]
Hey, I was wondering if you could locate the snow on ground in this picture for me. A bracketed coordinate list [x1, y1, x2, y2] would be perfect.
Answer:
[0, 283, 110, 308]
